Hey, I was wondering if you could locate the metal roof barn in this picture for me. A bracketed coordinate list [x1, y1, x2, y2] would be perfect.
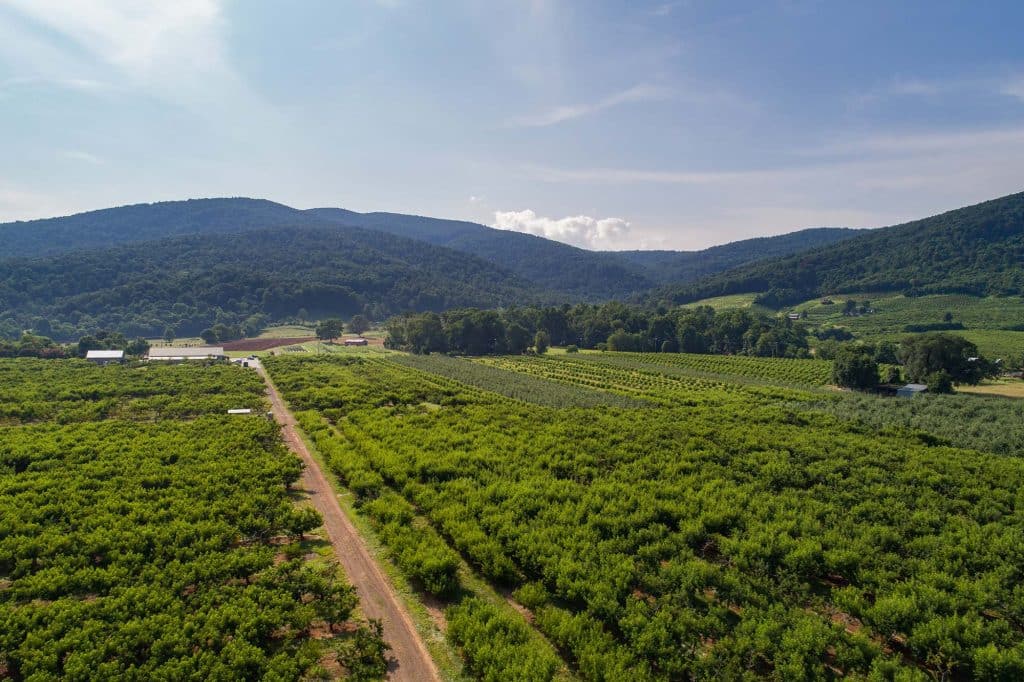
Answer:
[146, 346, 226, 361]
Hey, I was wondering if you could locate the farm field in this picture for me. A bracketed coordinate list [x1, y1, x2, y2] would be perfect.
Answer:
[223, 336, 316, 351]
[686, 293, 767, 311]
[0, 359, 386, 680]
[267, 353, 1024, 681]
[793, 293, 1024, 336]
[957, 378, 1024, 399]
[843, 329, 1024, 364]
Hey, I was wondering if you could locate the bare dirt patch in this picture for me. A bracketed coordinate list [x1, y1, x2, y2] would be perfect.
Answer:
[223, 337, 316, 351]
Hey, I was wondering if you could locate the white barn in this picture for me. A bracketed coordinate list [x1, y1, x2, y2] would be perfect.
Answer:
[147, 346, 226, 362]
[85, 349, 125, 365]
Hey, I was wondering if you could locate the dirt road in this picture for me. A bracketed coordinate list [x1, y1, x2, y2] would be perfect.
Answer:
[257, 367, 440, 682]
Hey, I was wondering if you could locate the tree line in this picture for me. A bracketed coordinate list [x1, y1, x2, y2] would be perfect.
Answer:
[385, 303, 811, 358]
[831, 333, 999, 392]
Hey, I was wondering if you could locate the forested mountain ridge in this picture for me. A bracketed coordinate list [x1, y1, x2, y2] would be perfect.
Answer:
[0, 197, 302, 259]
[616, 227, 863, 284]
[659, 190, 1024, 307]
[1, 197, 864, 302]
[306, 207, 654, 299]
[0, 226, 546, 340]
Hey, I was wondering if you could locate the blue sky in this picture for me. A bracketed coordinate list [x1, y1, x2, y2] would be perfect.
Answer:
[1, 1, 1023, 250]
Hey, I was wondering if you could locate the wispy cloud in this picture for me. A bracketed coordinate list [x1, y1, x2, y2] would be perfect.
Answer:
[492, 209, 632, 249]
[1001, 77, 1024, 102]
[516, 120, 1024, 246]
[850, 72, 1024, 109]
[523, 163, 775, 185]
[0, 76, 111, 93]
[807, 125, 1024, 157]
[649, 2, 683, 17]
[60, 149, 104, 165]
[506, 83, 670, 128]
[0, 1, 246, 110]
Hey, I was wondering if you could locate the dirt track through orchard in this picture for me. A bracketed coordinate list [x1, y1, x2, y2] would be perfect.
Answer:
[257, 367, 440, 682]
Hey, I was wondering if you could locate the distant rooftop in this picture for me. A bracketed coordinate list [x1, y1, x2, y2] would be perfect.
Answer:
[147, 346, 225, 358]
[85, 349, 124, 359]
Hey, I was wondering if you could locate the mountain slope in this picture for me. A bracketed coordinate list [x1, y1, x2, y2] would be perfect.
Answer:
[306, 208, 653, 299]
[0, 198, 304, 259]
[1, 198, 868, 304]
[617, 227, 863, 285]
[0, 226, 546, 340]
[659, 191, 1024, 307]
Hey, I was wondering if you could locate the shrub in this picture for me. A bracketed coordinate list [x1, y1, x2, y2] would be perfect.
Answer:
[832, 346, 879, 390]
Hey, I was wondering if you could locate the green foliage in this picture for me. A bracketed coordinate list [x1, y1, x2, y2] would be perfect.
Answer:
[0, 359, 385, 680]
[831, 346, 879, 389]
[925, 371, 954, 394]
[347, 314, 371, 336]
[268, 354, 1024, 680]
[899, 333, 993, 385]
[0, 333, 70, 359]
[316, 318, 345, 341]
[812, 389, 1024, 457]
[0, 359, 267, 424]
[387, 303, 811, 359]
[534, 329, 550, 355]
[392, 354, 646, 408]
[447, 598, 561, 681]
[506, 323, 531, 354]
[0, 226, 543, 341]
[661, 190, 1024, 305]
[335, 620, 390, 680]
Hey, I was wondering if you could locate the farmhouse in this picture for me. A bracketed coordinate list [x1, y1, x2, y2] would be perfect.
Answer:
[344, 338, 369, 346]
[147, 346, 227, 362]
[787, 312, 801, 320]
[85, 349, 125, 365]
[896, 383, 928, 398]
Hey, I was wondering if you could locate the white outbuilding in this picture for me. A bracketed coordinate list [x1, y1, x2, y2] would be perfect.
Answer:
[85, 349, 125, 365]
[146, 346, 226, 362]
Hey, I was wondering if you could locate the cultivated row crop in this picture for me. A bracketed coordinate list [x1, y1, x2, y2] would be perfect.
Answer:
[0, 359, 385, 680]
[267, 354, 1024, 680]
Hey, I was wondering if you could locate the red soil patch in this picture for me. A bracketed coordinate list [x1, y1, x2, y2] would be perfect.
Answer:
[223, 337, 315, 351]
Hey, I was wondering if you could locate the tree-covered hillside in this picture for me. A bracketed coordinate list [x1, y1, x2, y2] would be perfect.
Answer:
[0, 226, 546, 340]
[2, 199, 865, 303]
[660, 191, 1024, 306]
[307, 208, 654, 299]
[618, 227, 862, 285]
[0, 198, 303, 259]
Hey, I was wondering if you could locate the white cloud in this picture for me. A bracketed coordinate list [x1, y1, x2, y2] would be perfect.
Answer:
[650, 2, 682, 17]
[1001, 77, 1024, 102]
[492, 209, 632, 249]
[524, 163, 762, 185]
[0, 1, 244, 109]
[507, 83, 669, 127]
[59, 150, 104, 165]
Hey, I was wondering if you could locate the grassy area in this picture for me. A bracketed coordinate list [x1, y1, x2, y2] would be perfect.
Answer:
[958, 378, 1024, 399]
[686, 292, 766, 311]
[793, 292, 1024, 334]
[854, 329, 1024, 362]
